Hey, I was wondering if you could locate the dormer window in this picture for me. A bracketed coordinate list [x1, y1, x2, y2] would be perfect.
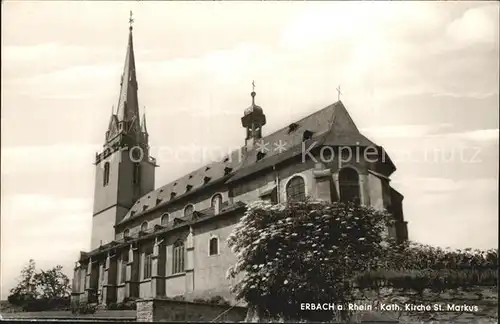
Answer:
[186, 185, 193, 192]
[131, 211, 136, 217]
[288, 123, 299, 134]
[224, 167, 232, 175]
[223, 157, 229, 163]
[303, 130, 313, 141]
[156, 198, 162, 205]
[142, 205, 148, 211]
[170, 192, 177, 199]
[188, 175, 193, 179]
[204, 176, 211, 184]
[257, 152, 266, 161]
[205, 166, 211, 171]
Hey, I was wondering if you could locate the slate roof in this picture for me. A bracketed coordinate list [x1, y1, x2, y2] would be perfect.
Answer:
[89, 201, 246, 258]
[119, 100, 392, 225]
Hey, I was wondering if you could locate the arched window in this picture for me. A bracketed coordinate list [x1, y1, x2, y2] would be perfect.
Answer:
[184, 204, 194, 217]
[140, 221, 148, 232]
[339, 167, 361, 204]
[172, 240, 185, 274]
[211, 194, 223, 215]
[286, 176, 306, 202]
[103, 162, 110, 186]
[123, 229, 130, 238]
[209, 237, 219, 256]
[161, 213, 169, 226]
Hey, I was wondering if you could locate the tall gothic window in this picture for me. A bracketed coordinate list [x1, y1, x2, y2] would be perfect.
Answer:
[103, 162, 110, 186]
[123, 229, 130, 238]
[143, 247, 153, 280]
[120, 250, 128, 284]
[286, 176, 306, 202]
[339, 167, 361, 204]
[211, 194, 223, 215]
[161, 213, 169, 226]
[141, 221, 148, 232]
[184, 204, 194, 218]
[172, 240, 185, 274]
[133, 163, 141, 185]
[209, 237, 219, 256]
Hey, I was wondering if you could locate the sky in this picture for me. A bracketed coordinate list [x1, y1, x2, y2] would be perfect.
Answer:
[1, 1, 498, 299]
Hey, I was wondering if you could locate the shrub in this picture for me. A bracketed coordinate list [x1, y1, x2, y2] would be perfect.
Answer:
[172, 295, 185, 301]
[106, 302, 118, 310]
[78, 303, 97, 314]
[120, 297, 138, 310]
[208, 295, 230, 306]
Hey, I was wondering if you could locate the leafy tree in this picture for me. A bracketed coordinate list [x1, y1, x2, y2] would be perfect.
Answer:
[8, 259, 38, 305]
[7, 260, 72, 311]
[34, 265, 71, 299]
[227, 199, 393, 321]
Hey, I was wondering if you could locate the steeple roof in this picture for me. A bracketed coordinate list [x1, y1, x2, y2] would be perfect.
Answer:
[116, 25, 140, 123]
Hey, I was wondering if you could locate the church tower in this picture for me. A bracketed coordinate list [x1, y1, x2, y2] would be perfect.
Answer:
[91, 15, 156, 250]
[241, 82, 266, 150]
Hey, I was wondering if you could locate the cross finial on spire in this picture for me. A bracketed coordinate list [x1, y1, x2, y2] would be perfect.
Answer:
[336, 85, 342, 101]
[252, 80, 256, 92]
[129, 10, 134, 30]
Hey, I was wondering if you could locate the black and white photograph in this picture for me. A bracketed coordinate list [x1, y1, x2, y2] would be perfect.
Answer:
[1, 1, 498, 322]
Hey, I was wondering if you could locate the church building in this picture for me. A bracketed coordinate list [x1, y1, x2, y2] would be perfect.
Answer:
[71, 20, 408, 307]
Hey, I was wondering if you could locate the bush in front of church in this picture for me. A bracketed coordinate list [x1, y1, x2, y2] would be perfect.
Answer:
[226, 199, 393, 321]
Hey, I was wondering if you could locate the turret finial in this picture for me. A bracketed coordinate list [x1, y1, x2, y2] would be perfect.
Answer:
[251, 80, 256, 105]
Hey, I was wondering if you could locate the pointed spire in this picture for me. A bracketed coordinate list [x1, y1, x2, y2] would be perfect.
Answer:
[141, 107, 148, 134]
[116, 10, 139, 124]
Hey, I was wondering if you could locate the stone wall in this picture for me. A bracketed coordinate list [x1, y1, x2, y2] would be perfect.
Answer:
[136, 298, 247, 322]
[348, 286, 498, 323]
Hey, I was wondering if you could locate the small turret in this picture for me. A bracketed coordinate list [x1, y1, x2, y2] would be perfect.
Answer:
[241, 81, 266, 149]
